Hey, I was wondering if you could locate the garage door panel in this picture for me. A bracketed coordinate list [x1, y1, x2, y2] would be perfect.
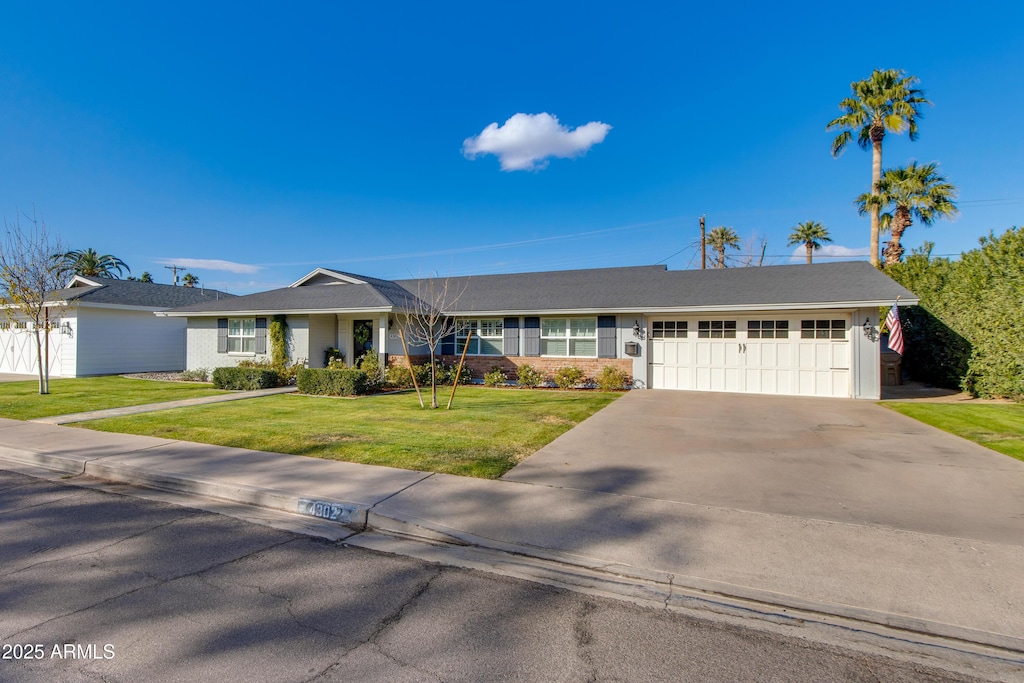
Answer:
[651, 317, 849, 398]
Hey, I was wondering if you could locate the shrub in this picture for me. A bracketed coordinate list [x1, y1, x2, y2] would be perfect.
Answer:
[269, 315, 289, 367]
[212, 366, 281, 390]
[324, 346, 345, 366]
[296, 368, 370, 396]
[387, 360, 471, 388]
[595, 366, 631, 391]
[552, 365, 587, 390]
[483, 366, 508, 387]
[179, 368, 209, 382]
[238, 357, 301, 386]
[358, 350, 385, 391]
[515, 364, 545, 388]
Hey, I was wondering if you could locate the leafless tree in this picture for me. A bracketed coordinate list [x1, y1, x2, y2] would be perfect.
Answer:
[398, 274, 468, 409]
[0, 211, 71, 394]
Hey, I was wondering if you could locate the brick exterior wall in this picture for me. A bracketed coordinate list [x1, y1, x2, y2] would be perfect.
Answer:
[388, 354, 633, 382]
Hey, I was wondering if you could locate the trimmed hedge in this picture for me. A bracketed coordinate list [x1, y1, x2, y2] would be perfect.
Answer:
[211, 367, 281, 390]
[297, 367, 370, 396]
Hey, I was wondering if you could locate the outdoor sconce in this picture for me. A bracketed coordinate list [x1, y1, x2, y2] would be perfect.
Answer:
[633, 320, 643, 339]
[862, 318, 875, 341]
[388, 317, 393, 329]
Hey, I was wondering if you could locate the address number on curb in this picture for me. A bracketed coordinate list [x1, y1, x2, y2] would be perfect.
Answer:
[297, 499, 358, 523]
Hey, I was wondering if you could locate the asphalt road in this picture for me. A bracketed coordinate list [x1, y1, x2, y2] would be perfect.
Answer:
[0, 469, 996, 683]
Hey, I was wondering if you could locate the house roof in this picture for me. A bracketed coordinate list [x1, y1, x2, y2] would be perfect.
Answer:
[163, 261, 916, 317]
[52, 277, 236, 309]
[404, 261, 917, 314]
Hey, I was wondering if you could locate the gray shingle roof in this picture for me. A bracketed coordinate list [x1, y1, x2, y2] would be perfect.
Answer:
[164, 262, 915, 315]
[54, 278, 236, 309]
[398, 261, 916, 312]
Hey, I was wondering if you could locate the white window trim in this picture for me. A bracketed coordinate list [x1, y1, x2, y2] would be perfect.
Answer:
[227, 317, 257, 354]
[540, 317, 598, 358]
[457, 318, 503, 356]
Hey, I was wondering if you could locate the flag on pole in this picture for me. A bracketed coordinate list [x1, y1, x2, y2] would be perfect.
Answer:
[885, 303, 904, 355]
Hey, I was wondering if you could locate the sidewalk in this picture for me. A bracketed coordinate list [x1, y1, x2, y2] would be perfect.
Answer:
[0, 416, 1021, 659]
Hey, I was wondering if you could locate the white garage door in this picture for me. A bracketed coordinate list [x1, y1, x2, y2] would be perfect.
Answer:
[0, 323, 65, 377]
[650, 317, 850, 398]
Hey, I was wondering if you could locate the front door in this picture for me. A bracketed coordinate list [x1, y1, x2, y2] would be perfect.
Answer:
[353, 320, 374, 364]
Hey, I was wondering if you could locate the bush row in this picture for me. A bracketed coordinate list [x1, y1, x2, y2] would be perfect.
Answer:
[485, 364, 632, 391]
[211, 367, 281, 390]
[297, 368, 370, 396]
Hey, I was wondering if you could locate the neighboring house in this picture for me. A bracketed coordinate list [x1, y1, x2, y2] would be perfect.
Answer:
[164, 262, 915, 400]
[0, 276, 235, 377]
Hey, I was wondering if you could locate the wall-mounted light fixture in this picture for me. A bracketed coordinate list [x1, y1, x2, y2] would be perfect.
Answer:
[388, 317, 393, 329]
[862, 318, 875, 341]
[633, 320, 642, 339]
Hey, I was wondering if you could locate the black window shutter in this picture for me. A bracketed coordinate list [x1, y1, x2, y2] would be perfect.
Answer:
[503, 317, 519, 356]
[217, 318, 228, 353]
[255, 317, 268, 354]
[597, 315, 616, 358]
[523, 317, 540, 357]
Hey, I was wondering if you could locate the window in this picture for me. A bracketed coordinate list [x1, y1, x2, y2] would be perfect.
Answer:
[801, 319, 846, 340]
[541, 317, 597, 357]
[228, 318, 256, 353]
[697, 320, 737, 339]
[747, 320, 789, 339]
[652, 321, 687, 338]
[456, 318, 503, 355]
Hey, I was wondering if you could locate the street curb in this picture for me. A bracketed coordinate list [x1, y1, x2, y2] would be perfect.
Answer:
[3, 447, 1023, 658]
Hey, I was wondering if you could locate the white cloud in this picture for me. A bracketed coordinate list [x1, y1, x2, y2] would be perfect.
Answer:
[463, 112, 611, 171]
[788, 244, 870, 263]
[154, 258, 262, 274]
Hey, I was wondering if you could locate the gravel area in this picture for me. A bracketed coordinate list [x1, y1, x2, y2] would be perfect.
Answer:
[120, 371, 196, 382]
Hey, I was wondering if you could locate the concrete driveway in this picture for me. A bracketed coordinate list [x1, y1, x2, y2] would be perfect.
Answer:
[503, 390, 1024, 546]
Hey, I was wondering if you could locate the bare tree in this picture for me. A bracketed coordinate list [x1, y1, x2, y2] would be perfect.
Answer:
[398, 274, 468, 409]
[0, 212, 71, 394]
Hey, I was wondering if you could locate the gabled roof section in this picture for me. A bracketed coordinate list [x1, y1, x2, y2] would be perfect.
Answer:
[165, 270, 415, 315]
[67, 275, 103, 288]
[50, 277, 236, 309]
[289, 268, 368, 287]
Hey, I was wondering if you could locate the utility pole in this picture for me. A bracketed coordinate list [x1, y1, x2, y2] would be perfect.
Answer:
[163, 264, 182, 286]
[758, 241, 767, 267]
[699, 216, 707, 270]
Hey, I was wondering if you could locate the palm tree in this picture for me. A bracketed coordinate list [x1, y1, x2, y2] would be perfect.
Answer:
[787, 221, 832, 264]
[182, 272, 200, 288]
[827, 69, 930, 267]
[856, 162, 958, 267]
[706, 226, 740, 268]
[56, 248, 131, 278]
[139, 271, 153, 283]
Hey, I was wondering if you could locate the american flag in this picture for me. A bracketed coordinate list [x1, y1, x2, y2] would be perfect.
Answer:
[885, 303, 904, 356]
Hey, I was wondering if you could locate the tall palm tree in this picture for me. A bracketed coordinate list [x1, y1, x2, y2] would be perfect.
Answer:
[827, 69, 930, 267]
[182, 272, 200, 288]
[787, 221, 832, 264]
[56, 248, 131, 279]
[856, 162, 958, 267]
[706, 226, 740, 268]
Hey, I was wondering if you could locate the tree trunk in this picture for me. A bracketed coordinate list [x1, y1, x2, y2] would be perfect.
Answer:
[883, 208, 912, 267]
[869, 129, 885, 268]
[429, 350, 438, 409]
[715, 249, 725, 269]
[33, 327, 48, 394]
[805, 243, 813, 264]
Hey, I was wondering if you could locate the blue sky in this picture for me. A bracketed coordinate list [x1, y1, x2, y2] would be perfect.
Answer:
[2, 2, 1021, 293]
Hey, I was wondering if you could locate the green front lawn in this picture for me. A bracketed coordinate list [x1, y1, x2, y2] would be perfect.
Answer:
[0, 377, 227, 421]
[884, 403, 1024, 462]
[80, 387, 620, 478]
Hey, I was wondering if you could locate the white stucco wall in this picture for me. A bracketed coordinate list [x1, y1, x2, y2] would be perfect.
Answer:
[852, 306, 882, 400]
[73, 307, 187, 375]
